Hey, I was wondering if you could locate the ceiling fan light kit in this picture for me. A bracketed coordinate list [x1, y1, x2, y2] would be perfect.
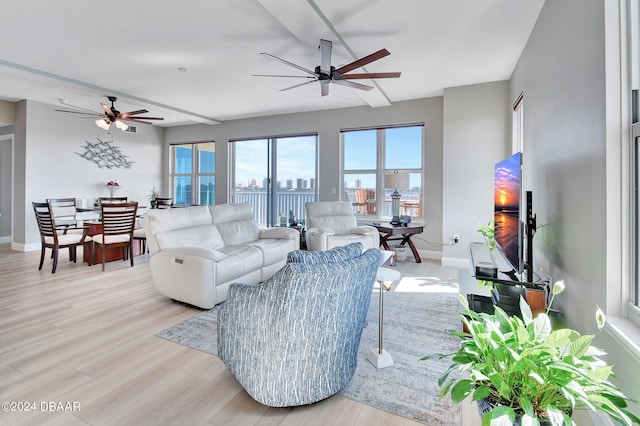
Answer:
[255, 39, 400, 96]
[56, 95, 164, 131]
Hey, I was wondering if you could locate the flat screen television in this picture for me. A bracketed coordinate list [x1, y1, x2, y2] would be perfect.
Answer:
[493, 152, 522, 273]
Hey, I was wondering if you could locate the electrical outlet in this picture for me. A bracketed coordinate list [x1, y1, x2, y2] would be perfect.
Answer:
[452, 234, 460, 244]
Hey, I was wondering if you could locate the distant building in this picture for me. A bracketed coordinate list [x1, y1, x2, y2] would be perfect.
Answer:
[262, 178, 269, 190]
[309, 178, 316, 190]
[286, 179, 293, 190]
[355, 179, 362, 189]
[296, 178, 307, 190]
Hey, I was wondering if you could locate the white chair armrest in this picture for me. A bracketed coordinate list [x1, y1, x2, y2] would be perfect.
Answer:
[260, 227, 299, 240]
[306, 227, 335, 237]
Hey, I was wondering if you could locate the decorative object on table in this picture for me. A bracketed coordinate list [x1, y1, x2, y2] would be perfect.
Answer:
[56, 95, 164, 131]
[106, 180, 120, 197]
[421, 280, 640, 426]
[288, 209, 297, 226]
[75, 137, 135, 169]
[384, 170, 410, 223]
[399, 215, 411, 226]
[148, 186, 159, 208]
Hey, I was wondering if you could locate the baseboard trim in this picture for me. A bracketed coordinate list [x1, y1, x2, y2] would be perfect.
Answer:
[419, 249, 442, 261]
[0, 236, 10, 244]
[441, 257, 469, 268]
[12, 242, 39, 252]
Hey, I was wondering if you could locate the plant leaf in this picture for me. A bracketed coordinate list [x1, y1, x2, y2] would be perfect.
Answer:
[595, 306, 606, 330]
[450, 379, 474, 403]
[520, 295, 533, 325]
[552, 279, 565, 295]
[483, 405, 515, 426]
[568, 334, 594, 358]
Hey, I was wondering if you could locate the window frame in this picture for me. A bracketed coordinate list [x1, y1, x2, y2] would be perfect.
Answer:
[341, 124, 424, 220]
[169, 141, 216, 206]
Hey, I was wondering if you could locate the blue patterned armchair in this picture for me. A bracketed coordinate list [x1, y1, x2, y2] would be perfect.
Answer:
[217, 243, 381, 407]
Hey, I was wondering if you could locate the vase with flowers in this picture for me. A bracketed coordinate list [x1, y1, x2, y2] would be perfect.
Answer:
[106, 180, 120, 197]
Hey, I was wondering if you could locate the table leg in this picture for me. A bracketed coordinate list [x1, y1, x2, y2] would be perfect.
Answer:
[400, 235, 422, 263]
[379, 234, 391, 250]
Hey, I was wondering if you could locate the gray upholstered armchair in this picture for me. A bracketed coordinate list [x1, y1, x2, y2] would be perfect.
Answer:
[217, 243, 381, 407]
[305, 201, 379, 251]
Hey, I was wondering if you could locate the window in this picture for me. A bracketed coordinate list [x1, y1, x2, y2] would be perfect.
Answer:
[170, 142, 215, 205]
[512, 92, 524, 154]
[341, 125, 423, 219]
[230, 134, 317, 226]
[628, 0, 640, 324]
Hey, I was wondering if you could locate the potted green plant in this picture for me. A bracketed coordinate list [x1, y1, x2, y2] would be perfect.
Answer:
[476, 220, 496, 291]
[422, 280, 640, 426]
[148, 186, 159, 208]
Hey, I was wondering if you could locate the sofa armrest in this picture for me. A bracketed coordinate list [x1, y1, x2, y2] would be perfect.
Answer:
[351, 225, 379, 236]
[153, 246, 227, 261]
[260, 227, 299, 240]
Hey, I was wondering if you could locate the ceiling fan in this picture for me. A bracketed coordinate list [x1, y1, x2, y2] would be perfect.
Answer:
[55, 96, 164, 131]
[254, 39, 401, 96]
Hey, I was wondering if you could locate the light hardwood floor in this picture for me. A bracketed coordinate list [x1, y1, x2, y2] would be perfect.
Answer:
[0, 245, 476, 425]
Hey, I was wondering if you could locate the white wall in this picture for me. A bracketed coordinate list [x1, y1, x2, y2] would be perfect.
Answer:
[165, 98, 445, 257]
[12, 100, 164, 249]
[511, 0, 640, 419]
[441, 80, 511, 267]
[511, 0, 606, 333]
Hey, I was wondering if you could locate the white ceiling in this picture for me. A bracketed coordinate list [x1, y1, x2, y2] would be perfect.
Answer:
[0, 0, 545, 127]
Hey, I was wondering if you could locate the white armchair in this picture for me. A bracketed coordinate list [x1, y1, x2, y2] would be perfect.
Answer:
[305, 201, 379, 251]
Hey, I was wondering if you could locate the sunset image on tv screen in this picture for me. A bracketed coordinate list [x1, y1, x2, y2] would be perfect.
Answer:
[494, 152, 521, 271]
[494, 153, 521, 212]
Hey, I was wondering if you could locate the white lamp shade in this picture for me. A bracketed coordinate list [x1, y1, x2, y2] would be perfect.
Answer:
[384, 172, 409, 189]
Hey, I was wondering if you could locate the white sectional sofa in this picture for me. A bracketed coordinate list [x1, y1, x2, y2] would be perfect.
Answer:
[144, 203, 300, 309]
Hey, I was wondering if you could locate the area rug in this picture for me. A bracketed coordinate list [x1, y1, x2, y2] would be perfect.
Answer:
[156, 290, 461, 425]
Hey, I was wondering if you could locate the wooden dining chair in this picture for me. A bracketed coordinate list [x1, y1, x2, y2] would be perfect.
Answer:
[92, 202, 138, 271]
[99, 196, 128, 204]
[155, 197, 174, 209]
[32, 202, 92, 273]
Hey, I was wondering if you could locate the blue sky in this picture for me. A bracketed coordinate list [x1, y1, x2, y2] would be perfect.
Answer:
[233, 126, 423, 189]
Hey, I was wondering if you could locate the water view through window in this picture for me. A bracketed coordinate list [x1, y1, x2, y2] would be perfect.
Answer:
[231, 135, 317, 226]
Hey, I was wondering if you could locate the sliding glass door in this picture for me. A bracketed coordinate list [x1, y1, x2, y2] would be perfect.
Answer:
[231, 134, 317, 226]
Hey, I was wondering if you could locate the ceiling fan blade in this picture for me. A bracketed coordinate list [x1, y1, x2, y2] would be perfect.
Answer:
[279, 80, 317, 92]
[121, 109, 149, 116]
[120, 118, 155, 125]
[57, 102, 102, 114]
[334, 48, 391, 75]
[101, 103, 116, 117]
[320, 39, 332, 75]
[54, 109, 102, 117]
[252, 74, 316, 79]
[343, 72, 401, 79]
[123, 116, 164, 121]
[332, 79, 374, 91]
[260, 53, 317, 76]
[321, 81, 329, 97]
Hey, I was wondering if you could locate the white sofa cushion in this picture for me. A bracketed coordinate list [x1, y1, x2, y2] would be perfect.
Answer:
[216, 245, 263, 283]
[155, 224, 224, 251]
[210, 203, 261, 245]
[147, 205, 212, 233]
